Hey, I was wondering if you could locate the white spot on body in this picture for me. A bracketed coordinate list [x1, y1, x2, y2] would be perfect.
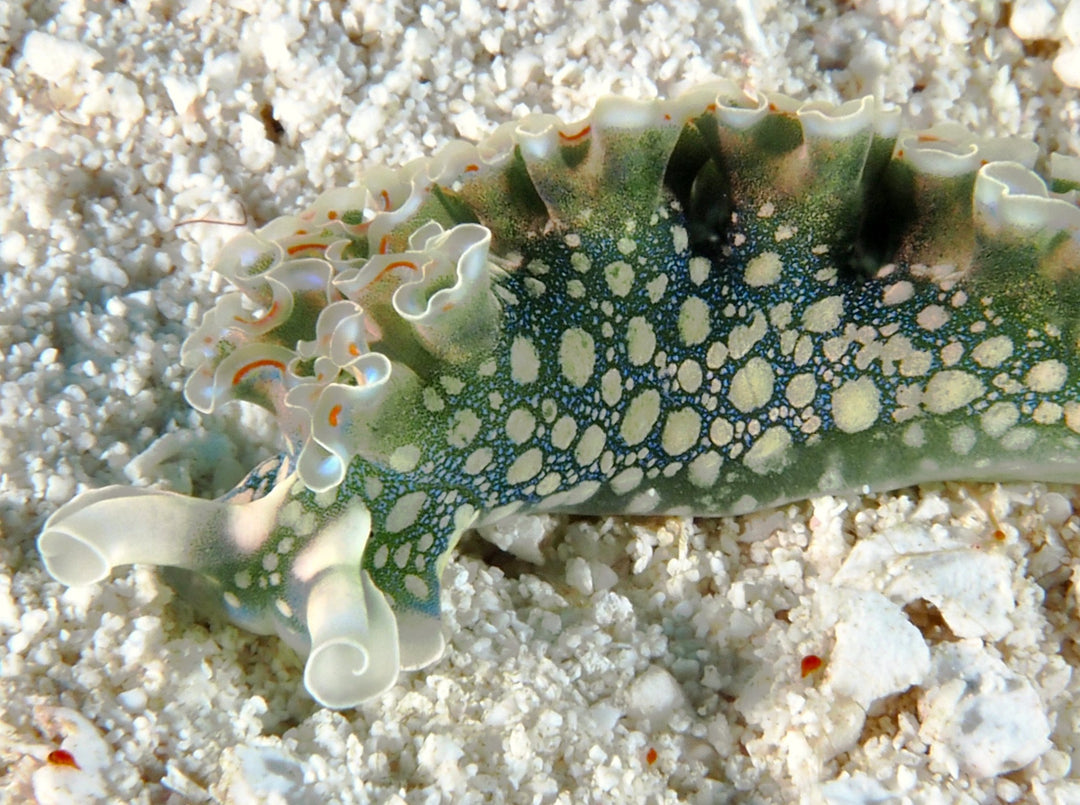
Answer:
[575, 425, 606, 465]
[385, 491, 428, 533]
[971, 335, 1013, 368]
[510, 336, 540, 384]
[678, 297, 711, 346]
[1026, 360, 1067, 393]
[621, 390, 661, 446]
[559, 328, 595, 388]
[744, 251, 782, 287]
[743, 427, 792, 475]
[507, 448, 544, 485]
[505, 408, 536, 444]
[924, 370, 985, 414]
[626, 317, 656, 366]
[830, 377, 881, 434]
[728, 357, 775, 413]
[661, 407, 702, 456]
[802, 295, 844, 333]
[604, 260, 635, 296]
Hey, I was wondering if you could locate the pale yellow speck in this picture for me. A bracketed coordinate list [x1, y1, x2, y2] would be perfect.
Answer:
[786, 374, 817, 409]
[677, 359, 703, 393]
[744, 251, 782, 287]
[661, 407, 702, 456]
[802, 295, 844, 334]
[389, 445, 422, 472]
[604, 260, 635, 296]
[678, 296, 711, 346]
[689, 256, 710, 285]
[551, 415, 577, 450]
[511, 336, 540, 384]
[1026, 359, 1067, 393]
[620, 389, 661, 446]
[385, 491, 428, 533]
[924, 370, 984, 414]
[610, 466, 644, 495]
[709, 417, 734, 447]
[1033, 400, 1064, 425]
[626, 316, 656, 366]
[916, 305, 949, 331]
[688, 451, 722, 488]
[971, 335, 1013, 368]
[464, 447, 493, 474]
[505, 408, 536, 444]
[830, 376, 880, 434]
[559, 327, 595, 388]
[447, 409, 482, 448]
[575, 424, 606, 465]
[981, 401, 1019, 438]
[507, 448, 544, 485]
[743, 427, 792, 475]
[728, 357, 775, 413]
[601, 368, 623, 406]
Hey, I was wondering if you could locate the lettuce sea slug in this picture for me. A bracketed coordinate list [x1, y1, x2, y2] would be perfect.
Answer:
[37, 83, 1080, 708]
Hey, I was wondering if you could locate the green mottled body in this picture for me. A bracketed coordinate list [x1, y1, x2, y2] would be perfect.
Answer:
[38, 85, 1080, 707]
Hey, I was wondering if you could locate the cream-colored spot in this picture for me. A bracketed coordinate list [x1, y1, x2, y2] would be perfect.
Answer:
[709, 417, 734, 447]
[802, 295, 843, 333]
[570, 251, 591, 273]
[882, 281, 914, 306]
[1026, 360, 1067, 393]
[916, 305, 949, 331]
[689, 256, 710, 285]
[727, 311, 767, 360]
[601, 368, 623, 406]
[393, 544, 411, 568]
[661, 407, 702, 456]
[688, 451, 722, 488]
[404, 575, 429, 600]
[575, 425, 606, 466]
[422, 387, 445, 412]
[616, 237, 637, 255]
[610, 466, 644, 495]
[677, 360, 703, 393]
[1033, 400, 1064, 425]
[505, 408, 536, 444]
[678, 297, 711, 346]
[447, 409, 482, 448]
[620, 389, 661, 446]
[743, 427, 792, 475]
[951, 425, 976, 455]
[903, 423, 925, 448]
[830, 377, 880, 434]
[1065, 402, 1080, 434]
[786, 374, 817, 409]
[385, 491, 428, 533]
[389, 445, 422, 472]
[971, 335, 1013, 368]
[535, 472, 563, 496]
[672, 224, 689, 254]
[924, 370, 984, 414]
[626, 317, 656, 366]
[604, 260, 635, 297]
[728, 357, 775, 413]
[646, 274, 668, 303]
[982, 401, 1019, 438]
[706, 341, 728, 370]
[464, 448, 493, 474]
[567, 278, 586, 298]
[507, 448, 544, 485]
[559, 328, 595, 388]
[551, 415, 577, 450]
[744, 251, 782, 287]
[511, 336, 540, 384]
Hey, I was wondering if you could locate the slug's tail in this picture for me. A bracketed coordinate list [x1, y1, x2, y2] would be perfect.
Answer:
[37, 471, 442, 709]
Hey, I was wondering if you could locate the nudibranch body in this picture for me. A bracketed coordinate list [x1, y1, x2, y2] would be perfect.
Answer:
[38, 83, 1080, 708]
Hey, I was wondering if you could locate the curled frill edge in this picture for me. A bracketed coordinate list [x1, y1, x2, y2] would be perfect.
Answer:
[38, 472, 444, 708]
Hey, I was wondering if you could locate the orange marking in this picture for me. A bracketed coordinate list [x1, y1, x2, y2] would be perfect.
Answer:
[374, 259, 418, 282]
[232, 359, 286, 385]
[379, 236, 390, 254]
[47, 749, 79, 769]
[348, 343, 361, 356]
[327, 210, 338, 220]
[800, 654, 823, 678]
[646, 747, 658, 765]
[559, 125, 591, 142]
[380, 189, 391, 209]
[329, 404, 342, 427]
[464, 164, 479, 172]
[287, 242, 328, 255]
[706, 103, 717, 112]
[917, 134, 941, 142]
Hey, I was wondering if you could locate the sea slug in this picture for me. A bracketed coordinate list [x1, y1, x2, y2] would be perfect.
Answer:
[37, 82, 1080, 708]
